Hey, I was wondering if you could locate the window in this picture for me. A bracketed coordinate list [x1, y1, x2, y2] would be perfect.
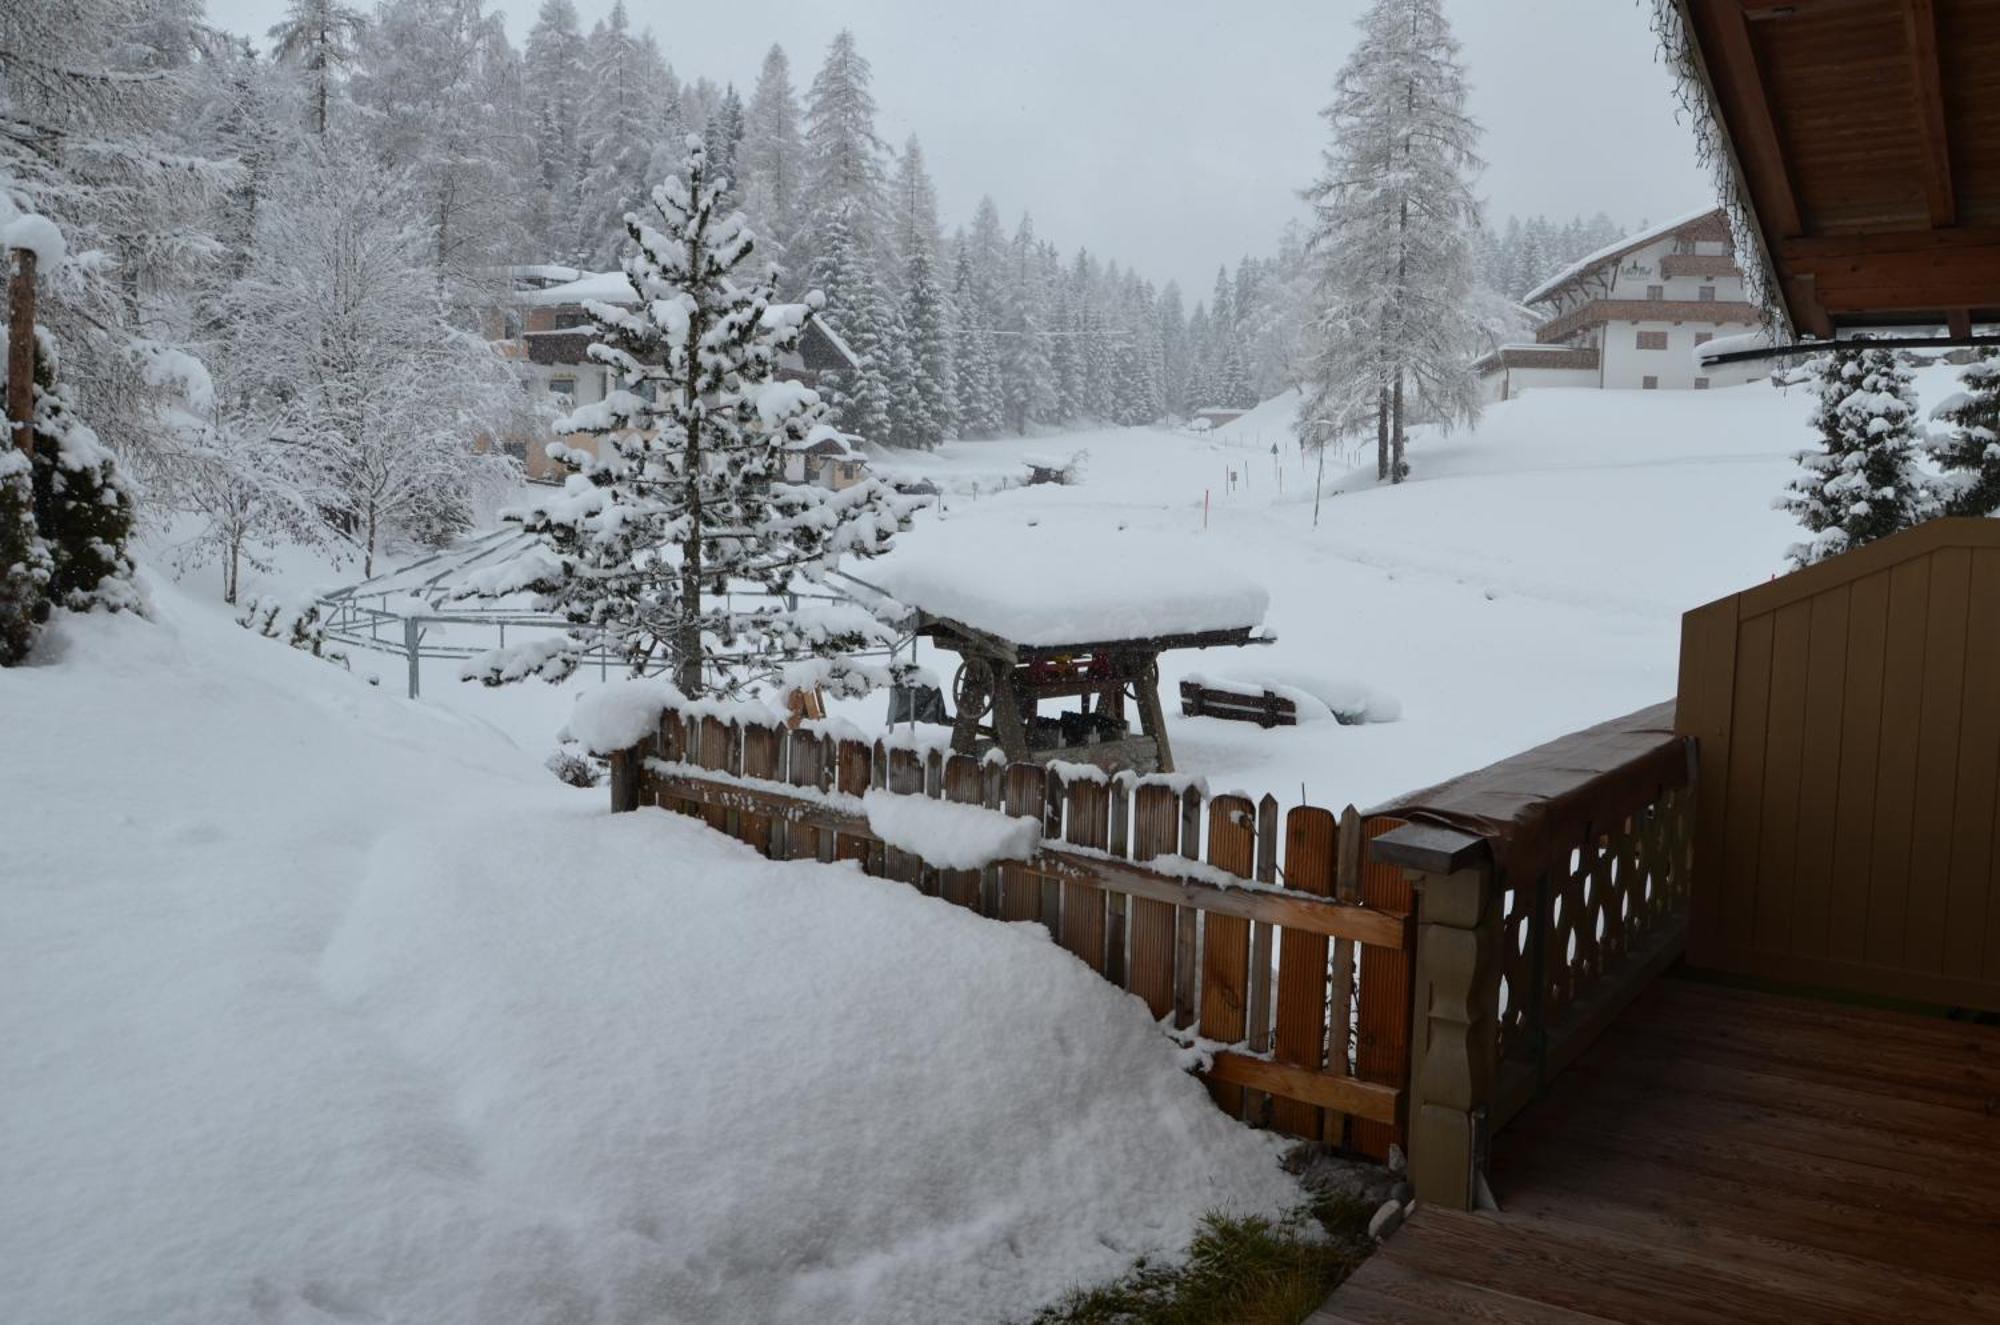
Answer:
[1694, 331, 1714, 346]
[1698, 286, 1716, 302]
[548, 376, 576, 399]
[1694, 377, 1711, 390]
[1647, 284, 1664, 300]
[1636, 331, 1668, 350]
[1642, 376, 1660, 390]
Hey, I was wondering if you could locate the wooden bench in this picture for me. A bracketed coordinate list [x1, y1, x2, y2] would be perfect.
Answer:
[1179, 679, 1297, 728]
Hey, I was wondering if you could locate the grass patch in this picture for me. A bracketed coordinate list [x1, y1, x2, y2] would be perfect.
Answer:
[1027, 1189, 1376, 1325]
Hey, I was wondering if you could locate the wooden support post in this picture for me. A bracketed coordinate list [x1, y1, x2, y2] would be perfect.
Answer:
[7, 248, 35, 455]
[1376, 823, 1498, 1212]
[608, 747, 641, 813]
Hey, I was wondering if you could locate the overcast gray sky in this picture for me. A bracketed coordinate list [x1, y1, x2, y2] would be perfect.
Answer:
[203, 0, 1712, 296]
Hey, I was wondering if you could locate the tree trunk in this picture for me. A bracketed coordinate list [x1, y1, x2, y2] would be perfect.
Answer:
[363, 502, 377, 578]
[677, 280, 706, 696]
[1375, 385, 1389, 481]
[1391, 369, 1408, 484]
[6, 249, 35, 457]
[225, 533, 240, 606]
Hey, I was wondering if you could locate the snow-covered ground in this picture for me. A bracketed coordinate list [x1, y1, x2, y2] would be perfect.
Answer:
[858, 374, 1880, 807]
[0, 583, 1299, 1325]
[9, 369, 1948, 1322]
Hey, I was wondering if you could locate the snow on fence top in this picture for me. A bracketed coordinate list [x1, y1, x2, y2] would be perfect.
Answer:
[869, 531, 1269, 647]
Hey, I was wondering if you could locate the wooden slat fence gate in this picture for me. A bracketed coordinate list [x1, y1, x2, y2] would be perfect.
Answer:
[605, 702, 1416, 1156]
[1678, 518, 2000, 1012]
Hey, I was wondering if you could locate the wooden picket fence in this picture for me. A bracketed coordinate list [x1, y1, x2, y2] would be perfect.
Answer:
[606, 703, 1416, 1156]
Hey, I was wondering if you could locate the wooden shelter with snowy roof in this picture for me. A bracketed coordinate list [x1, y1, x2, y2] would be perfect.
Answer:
[868, 531, 1272, 774]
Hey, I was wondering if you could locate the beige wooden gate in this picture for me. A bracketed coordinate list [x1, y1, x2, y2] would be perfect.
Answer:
[1677, 518, 2000, 1011]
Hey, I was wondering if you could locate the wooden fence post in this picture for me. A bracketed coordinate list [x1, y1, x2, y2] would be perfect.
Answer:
[1374, 823, 1498, 1212]
[6, 248, 35, 456]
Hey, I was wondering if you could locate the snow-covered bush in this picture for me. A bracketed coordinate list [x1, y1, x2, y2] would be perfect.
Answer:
[237, 592, 346, 666]
[544, 742, 602, 788]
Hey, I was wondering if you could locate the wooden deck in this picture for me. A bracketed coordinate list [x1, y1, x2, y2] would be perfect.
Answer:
[1312, 973, 2000, 1324]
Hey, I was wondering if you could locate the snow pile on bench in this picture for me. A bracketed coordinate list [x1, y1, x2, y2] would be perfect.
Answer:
[871, 518, 1269, 646]
[862, 788, 1040, 869]
[1184, 668, 1401, 725]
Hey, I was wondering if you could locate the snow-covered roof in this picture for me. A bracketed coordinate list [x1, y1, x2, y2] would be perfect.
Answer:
[516, 270, 636, 307]
[1522, 206, 1723, 306]
[517, 268, 861, 371]
[869, 523, 1270, 647]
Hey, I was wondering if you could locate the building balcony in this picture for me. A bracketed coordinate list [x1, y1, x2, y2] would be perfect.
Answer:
[1660, 252, 1741, 279]
[1537, 298, 1760, 345]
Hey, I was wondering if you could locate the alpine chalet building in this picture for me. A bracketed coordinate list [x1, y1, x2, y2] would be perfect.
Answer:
[1475, 207, 1765, 401]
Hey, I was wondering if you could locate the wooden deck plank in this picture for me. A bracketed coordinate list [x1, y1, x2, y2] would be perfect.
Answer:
[1318, 975, 2000, 1323]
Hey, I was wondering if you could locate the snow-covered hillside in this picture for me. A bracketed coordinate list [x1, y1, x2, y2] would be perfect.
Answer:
[864, 376, 1860, 806]
[0, 582, 1299, 1325]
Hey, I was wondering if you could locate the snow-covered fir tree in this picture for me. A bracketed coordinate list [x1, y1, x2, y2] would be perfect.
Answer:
[0, 439, 47, 665]
[1156, 283, 1191, 418]
[1778, 347, 1941, 569]
[3, 231, 142, 622]
[1299, 0, 1485, 482]
[800, 29, 887, 281]
[807, 201, 900, 445]
[572, 1, 664, 267]
[1930, 351, 2000, 519]
[895, 244, 955, 448]
[267, 0, 367, 137]
[704, 86, 745, 205]
[949, 237, 1004, 436]
[740, 44, 806, 281]
[999, 215, 1055, 433]
[463, 139, 913, 696]
[524, 0, 587, 257]
[889, 136, 942, 288]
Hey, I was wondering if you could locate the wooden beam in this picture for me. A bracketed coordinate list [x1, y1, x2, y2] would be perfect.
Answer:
[1947, 309, 1973, 339]
[1784, 272, 1836, 339]
[1204, 1051, 1401, 1125]
[5, 249, 34, 455]
[1704, 0, 1804, 237]
[1903, 0, 1955, 228]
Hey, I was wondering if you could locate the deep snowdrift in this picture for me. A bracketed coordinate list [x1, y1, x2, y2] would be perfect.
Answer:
[0, 582, 1299, 1325]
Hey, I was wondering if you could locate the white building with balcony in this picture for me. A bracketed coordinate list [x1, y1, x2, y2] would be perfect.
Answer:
[1475, 208, 1768, 401]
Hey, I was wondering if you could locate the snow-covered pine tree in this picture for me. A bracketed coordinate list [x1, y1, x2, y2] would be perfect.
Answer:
[889, 137, 941, 285]
[999, 214, 1055, 434]
[1777, 346, 1941, 569]
[524, 0, 587, 257]
[572, 1, 660, 267]
[801, 29, 887, 276]
[462, 138, 913, 697]
[1156, 282, 1190, 418]
[741, 45, 805, 283]
[949, 238, 1003, 436]
[29, 364, 142, 618]
[1930, 350, 2000, 519]
[1299, 0, 1484, 482]
[1184, 301, 1213, 410]
[896, 243, 955, 448]
[704, 85, 745, 205]
[1048, 280, 1082, 422]
[267, 0, 367, 137]
[0, 439, 49, 664]
[354, 0, 527, 307]
[807, 201, 899, 445]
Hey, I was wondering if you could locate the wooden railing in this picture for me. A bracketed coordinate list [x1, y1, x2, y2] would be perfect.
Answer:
[1366, 701, 1695, 1208]
[606, 701, 1418, 1157]
[1535, 297, 1760, 343]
